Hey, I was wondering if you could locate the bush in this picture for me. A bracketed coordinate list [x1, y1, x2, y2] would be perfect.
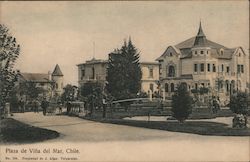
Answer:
[230, 92, 248, 115]
[171, 84, 193, 122]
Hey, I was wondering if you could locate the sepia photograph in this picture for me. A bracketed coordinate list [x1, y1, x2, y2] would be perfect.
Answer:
[0, 1, 249, 162]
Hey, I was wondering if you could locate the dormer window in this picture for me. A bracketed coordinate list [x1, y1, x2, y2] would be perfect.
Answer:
[169, 52, 173, 56]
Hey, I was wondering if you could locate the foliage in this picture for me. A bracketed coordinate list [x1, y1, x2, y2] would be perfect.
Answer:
[171, 84, 193, 122]
[61, 84, 77, 103]
[230, 92, 248, 115]
[106, 38, 142, 103]
[80, 81, 103, 115]
[19, 82, 45, 100]
[0, 24, 20, 114]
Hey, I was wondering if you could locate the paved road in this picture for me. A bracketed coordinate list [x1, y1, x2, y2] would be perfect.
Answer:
[5, 112, 250, 161]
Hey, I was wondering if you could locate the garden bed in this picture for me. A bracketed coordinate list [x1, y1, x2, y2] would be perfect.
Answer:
[0, 118, 59, 144]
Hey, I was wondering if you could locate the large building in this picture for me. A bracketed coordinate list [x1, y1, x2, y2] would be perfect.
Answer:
[77, 58, 159, 94]
[156, 22, 249, 103]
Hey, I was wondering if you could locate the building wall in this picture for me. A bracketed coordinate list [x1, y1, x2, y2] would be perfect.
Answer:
[140, 63, 159, 93]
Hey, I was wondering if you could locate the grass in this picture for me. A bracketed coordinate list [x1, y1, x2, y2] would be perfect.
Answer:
[86, 118, 250, 136]
[0, 118, 59, 144]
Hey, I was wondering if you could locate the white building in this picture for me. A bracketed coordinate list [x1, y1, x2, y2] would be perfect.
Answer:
[156, 22, 249, 102]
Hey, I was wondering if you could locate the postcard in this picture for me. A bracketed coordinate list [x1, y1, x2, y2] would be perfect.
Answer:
[0, 1, 249, 162]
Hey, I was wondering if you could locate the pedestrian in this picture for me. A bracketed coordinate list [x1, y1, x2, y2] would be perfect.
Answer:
[66, 101, 71, 115]
[34, 99, 39, 113]
[19, 99, 25, 113]
[41, 98, 49, 116]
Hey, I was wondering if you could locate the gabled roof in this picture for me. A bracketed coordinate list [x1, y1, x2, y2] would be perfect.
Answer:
[20, 73, 51, 83]
[52, 64, 63, 76]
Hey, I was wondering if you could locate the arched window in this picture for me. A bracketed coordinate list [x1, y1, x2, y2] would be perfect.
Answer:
[165, 83, 169, 92]
[168, 65, 175, 77]
[170, 83, 175, 92]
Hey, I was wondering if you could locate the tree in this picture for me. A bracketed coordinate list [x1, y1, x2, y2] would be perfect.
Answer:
[80, 81, 103, 116]
[230, 92, 248, 115]
[19, 82, 45, 101]
[171, 84, 193, 123]
[106, 38, 142, 103]
[61, 84, 77, 103]
[0, 24, 20, 117]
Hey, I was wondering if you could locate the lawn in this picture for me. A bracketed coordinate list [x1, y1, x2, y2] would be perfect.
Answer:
[90, 118, 250, 136]
[0, 118, 59, 144]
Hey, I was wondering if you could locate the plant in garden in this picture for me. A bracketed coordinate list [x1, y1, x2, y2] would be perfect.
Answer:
[171, 84, 193, 123]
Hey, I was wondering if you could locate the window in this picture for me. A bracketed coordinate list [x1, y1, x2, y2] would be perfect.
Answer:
[207, 51, 209, 54]
[221, 64, 224, 72]
[168, 65, 175, 77]
[241, 65, 244, 73]
[195, 83, 198, 90]
[201, 83, 205, 87]
[220, 50, 224, 55]
[91, 67, 95, 79]
[169, 52, 173, 56]
[207, 63, 210, 72]
[194, 64, 198, 72]
[165, 83, 169, 92]
[150, 84, 154, 92]
[81, 69, 85, 78]
[56, 83, 58, 89]
[213, 64, 216, 72]
[226, 66, 230, 73]
[200, 50, 204, 54]
[195, 51, 198, 55]
[149, 68, 153, 78]
[200, 63, 204, 72]
[170, 83, 175, 92]
[237, 65, 241, 73]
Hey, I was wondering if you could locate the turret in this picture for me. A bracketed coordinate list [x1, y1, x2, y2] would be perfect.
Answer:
[52, 64, 64, 95]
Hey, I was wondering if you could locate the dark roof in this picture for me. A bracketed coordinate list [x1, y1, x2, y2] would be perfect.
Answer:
[175, 37, 227, 49]
[20, 73, 51, 83]
[52, 64, 63, 76]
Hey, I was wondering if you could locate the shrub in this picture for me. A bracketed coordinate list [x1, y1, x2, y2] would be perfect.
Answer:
[230, 92, 248, 115]
[171, 84, 193, 122]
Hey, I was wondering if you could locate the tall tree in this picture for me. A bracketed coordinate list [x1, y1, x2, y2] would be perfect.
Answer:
[106, 38, 142, 101]
[0, 24, 20, 116]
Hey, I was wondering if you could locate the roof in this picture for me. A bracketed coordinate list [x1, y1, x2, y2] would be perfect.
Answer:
[140, 61, 159, 65]
[52, 64, 63, 76]
[175, 37, 227, 49]
[20, 73, 51, 83]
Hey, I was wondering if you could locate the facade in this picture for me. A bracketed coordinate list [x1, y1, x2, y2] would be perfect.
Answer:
[156, 23, 249, 103]
[17, 64, 64, 100]
[77, 58, 159, 94]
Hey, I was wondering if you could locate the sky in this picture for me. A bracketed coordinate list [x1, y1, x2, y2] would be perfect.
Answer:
[1, 1, 249, 85]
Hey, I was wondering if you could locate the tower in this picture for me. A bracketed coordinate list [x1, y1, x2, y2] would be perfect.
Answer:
[52, 64, 64, 95]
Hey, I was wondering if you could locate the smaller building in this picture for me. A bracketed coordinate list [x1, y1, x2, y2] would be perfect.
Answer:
[140, 62, 160, 94]
[17, 64, 64, 100]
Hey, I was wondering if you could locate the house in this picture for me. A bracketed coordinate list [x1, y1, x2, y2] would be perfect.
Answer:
[17, 64, 64, 100]
[156, 22, 249, 103]
[77, 58, 159, 94]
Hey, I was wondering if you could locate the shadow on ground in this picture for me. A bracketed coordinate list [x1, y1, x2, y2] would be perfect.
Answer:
[0, 118, 59, 144]
[89, 118, 250, 136]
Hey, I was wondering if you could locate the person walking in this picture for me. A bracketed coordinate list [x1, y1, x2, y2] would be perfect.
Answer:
[41, 98, 49, 116]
